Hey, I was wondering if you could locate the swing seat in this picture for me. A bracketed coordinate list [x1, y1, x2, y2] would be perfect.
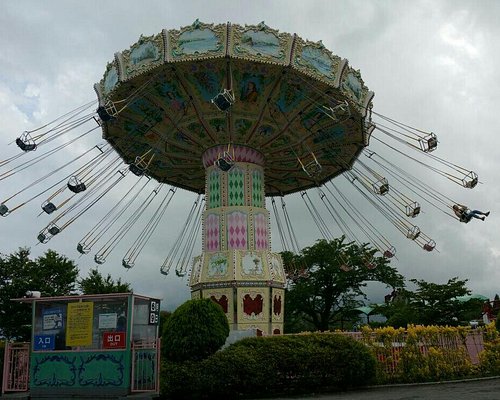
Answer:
[48, 225, 61, 236]
[97, 106, 113, 122]
[0, 204, 9, 216]
[16, 133, 37, 152]
[303, 160, 322, 177]
[41, 201, 57, 214]
[340, 264, 351, 272]
[366, 262, 376, 270]
[211, 89, 235, 112]
[406, 226, 421, 240]
[406, 201, 421, 218]
[122, 259, 134, 269]
[130, 163, 146, 176]
[373, 178, 389, 195]
[37, 232, 49, 244]
[419, 133, 438, 152]
[94, 255, 106, 264]
[383, 246, 396, 258]
[379, 183, 389, 195]
[423, 243, 435, 251]
[215, 157, 233, 172]
[77, 243, 90, 254]
[462, 171, 478, 189]
[175, 270, 186, 277]
[67, 176, 87, 193]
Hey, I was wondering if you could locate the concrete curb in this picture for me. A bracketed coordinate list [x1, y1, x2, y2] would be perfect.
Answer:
[363, 375, 500, 390]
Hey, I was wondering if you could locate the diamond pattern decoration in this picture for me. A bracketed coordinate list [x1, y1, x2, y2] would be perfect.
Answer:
[208, 170, 221, 208]
[254, 212, 268, 250]
[205, 213, 220, 251]
[228, 167, 245, 206]
[227, 211, 248, 250]
[252, 170, 263, 207]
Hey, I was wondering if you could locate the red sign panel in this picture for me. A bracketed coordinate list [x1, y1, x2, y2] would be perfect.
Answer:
[102, 331, 126, 349]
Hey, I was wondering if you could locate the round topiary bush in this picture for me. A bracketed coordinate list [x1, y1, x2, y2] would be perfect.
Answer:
[162, 298, 229, 362]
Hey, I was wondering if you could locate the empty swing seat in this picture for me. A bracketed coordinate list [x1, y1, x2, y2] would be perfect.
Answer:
[67, 177, 87, 193]
[211, 89, 235, 112]
[97, 106, 113, 122]
[406, 226, 421, 240]
[94, 255, 106, 264]
[48, 225, 61, 236]
[42, 202, 57, 214]
[16, 133, 37, 152]
[379, 183, 389, 195]
[77, 243, 90, 254]
[423, 240, 436, 252]
[384, 247, 396, 258]
[37, 233, 48, 243]
[340, 264, 351, 272]
[0, 204, 9, 216]
[215, 157, 233, 172]
[129, 163, 145, 176]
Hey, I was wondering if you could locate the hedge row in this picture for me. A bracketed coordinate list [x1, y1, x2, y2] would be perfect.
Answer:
[160, 333, 376, 399]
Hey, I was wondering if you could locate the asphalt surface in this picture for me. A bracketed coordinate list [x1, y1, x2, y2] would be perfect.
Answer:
[270, 377, 500, 400]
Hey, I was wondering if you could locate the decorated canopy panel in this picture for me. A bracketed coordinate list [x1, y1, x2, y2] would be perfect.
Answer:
[96, 20, 374, 195]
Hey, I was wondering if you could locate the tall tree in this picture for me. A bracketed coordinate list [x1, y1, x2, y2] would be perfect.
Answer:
[284, 238, 404, 332]
[78, 268, 131, 294]
[377, 277, 473, 327]
[0, 248, 79, 340]
[408, 277, 470, 325]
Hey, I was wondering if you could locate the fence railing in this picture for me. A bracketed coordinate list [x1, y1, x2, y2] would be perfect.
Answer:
[1, 342, 30, 394]
[339, 330, 484, 378]
[131, 339, 160, 393]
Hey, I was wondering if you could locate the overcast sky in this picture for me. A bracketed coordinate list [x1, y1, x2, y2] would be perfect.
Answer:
[1, 0, 499, 311]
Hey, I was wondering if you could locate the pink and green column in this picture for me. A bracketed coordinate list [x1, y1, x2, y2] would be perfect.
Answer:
[189, 144, 286, 335]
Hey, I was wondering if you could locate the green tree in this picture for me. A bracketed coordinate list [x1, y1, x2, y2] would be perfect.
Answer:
[0, 248, 79, 340]
[284, 238, 404, 332]
[377, 277, 472, 327]
[408, 277, 469, 326]
[77, 268, 131, 294]
[162, 298, 229, 362]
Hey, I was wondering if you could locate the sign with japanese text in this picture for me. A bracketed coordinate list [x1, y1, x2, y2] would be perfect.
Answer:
[34, 334, 55, 351]
[98, 313, 117, 329]
[66, 302, 93, 346]
[102, 331, 126, 349]
[148, 299, 160, 325]
[42, 308, 64, 330]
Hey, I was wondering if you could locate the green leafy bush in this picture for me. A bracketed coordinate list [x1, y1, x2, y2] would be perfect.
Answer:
[160, 333, 376, 398]
[479, 339, 500, 376]
[162, 298, 229, 362]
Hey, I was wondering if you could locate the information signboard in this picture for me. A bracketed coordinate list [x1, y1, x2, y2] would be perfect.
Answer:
[66, 302, 93, 346]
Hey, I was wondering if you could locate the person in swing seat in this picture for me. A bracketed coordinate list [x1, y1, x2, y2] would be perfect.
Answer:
[452, 204, 490, 223]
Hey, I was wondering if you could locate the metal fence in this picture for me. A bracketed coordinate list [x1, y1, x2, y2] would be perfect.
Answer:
[340, 330, 484, 377]
[1, 342, 30, 394]
[131, 339, 161, 393]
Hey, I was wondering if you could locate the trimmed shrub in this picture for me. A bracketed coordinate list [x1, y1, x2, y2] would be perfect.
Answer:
[162, 298, 229, 362]
[160, 333, 376, 398]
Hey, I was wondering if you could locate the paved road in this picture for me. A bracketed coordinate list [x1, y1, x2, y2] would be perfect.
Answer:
[271, 378, 500, 400]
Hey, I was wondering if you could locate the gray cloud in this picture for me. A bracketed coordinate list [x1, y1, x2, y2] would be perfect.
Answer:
[0, 0, 498, 311]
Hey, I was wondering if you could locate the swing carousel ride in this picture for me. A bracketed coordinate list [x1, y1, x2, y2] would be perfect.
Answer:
[0, 21, 482, 334]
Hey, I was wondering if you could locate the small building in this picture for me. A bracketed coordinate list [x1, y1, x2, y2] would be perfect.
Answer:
[2, 293, 161, 399]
